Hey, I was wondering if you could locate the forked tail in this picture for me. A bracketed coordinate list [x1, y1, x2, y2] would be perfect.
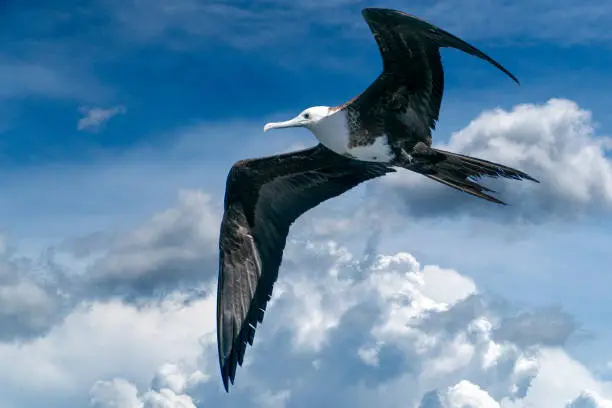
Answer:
[404, 143, 539, 205]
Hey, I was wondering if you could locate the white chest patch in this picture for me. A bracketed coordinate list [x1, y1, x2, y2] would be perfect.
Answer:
[309, 111, 394, 163]
[309, 111, 351, 155]
[346, 136, 394, 162]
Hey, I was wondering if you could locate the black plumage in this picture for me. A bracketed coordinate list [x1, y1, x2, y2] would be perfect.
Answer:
[341, 8, 518, 147]
[217, 144, 394, 391]
[216, 8, 540, 392]
[336, 8, 537, 202]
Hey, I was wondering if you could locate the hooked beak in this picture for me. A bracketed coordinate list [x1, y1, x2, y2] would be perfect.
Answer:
[263, 116, 305, 132]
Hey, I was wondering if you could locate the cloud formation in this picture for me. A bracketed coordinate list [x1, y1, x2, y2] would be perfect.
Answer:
[2, 97, 612, 406]
[420, 380, 501, 408]
[83, 237, 608, 408]
[90, 363, 205, 408]
[78, 105, 126, 131]
[78, 190, 220, 302]
[0, 293, 214, 408]
[0, 237, 70, 342]
[0, 185, 608, 407]
[566, 390, 612, 408]
[383, 98, 612, 221]
[493, 306, 577, 348]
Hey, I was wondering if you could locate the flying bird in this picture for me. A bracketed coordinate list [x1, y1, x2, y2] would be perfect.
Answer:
[217, 7, 538, 391]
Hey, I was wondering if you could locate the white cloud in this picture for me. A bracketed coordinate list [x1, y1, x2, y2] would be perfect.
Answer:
[253, 389, 291, 408]
[150, 363, 209, 394]
[91, 364, 204, 408]
[90, 379, 142, 408]
[383, 98, 612, 221]
[1, 97, 612, 406]
[0, 189, 609, 408]
[0, 238, 69, 342]
[420, 380, 501, 408]
[142, 388, 197, 408]
[419, 265, 477, 305]
[81, 189, 220, 301]
[517, 348, 612, 408]
[0, 292, 215, 408]
[493, 307, 576, 348]
[566, 390, 612, 408]
[78, 105, 126, 131]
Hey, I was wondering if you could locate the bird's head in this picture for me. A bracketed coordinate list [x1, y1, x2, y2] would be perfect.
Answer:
[263, 106, 330, 132]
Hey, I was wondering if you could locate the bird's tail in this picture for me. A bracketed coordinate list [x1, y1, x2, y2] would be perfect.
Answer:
[400, 143, 539, 205]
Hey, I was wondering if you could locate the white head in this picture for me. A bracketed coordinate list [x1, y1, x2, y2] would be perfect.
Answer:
[263, 106, 331, 132]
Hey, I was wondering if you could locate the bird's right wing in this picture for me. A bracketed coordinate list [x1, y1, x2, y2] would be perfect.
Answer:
[217, 144, 394, 391]
[339, 8, 518, 140]
[361, 8, 519, 82]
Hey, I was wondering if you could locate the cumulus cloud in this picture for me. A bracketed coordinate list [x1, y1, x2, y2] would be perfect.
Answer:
[72, 243, 533, 407]
[0, 158, 609, 408]
[79, 190, 220, 302]
[90, 379, 142, 408]
[0, 193, 609, 407]
[493, 306, 577, 348]
[78, 105, 126, 131]
[0, 237, 70, 342]
[383, 98, 612, 221]
[0, 276, 64, 340]
[76, 239, 610, 408]
[0, 188, 220, 346]
[519, 348, 612, 407]
[420, 380, 501, 408]
[0, 292, 215, 408]
[91, 363, 206, 408]
[566, 390, 612, 408]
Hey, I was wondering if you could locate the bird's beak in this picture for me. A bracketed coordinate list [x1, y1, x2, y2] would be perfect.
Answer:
[263, 116, 304, 132]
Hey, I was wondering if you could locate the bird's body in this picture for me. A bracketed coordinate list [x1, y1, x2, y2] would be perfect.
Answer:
[216, 7, 540, 392]
[264, 8, 536, 202]
[306, 108, 395, 162]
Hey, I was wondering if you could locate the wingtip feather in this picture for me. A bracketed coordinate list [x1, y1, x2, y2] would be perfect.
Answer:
[221, 364, 230, 392]
[361, 7, 520, 86]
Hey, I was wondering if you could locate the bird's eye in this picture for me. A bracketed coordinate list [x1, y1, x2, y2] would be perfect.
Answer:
[303, 113, 310, 119]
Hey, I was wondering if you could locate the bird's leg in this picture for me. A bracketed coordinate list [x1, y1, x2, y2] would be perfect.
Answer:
[389, 147, 415, 168]
[390, 142, 445, 171]
[399, 148, 414, 164]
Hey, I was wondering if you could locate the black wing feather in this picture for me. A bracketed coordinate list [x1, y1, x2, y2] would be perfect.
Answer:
[217, 144, 395, 391]
[362, 8, 518, 83]
[342, 8, 518, 146]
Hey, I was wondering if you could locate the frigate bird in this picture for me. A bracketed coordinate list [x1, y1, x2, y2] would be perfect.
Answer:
[264, 8, 538, 203]
[217, 8, 539, 392]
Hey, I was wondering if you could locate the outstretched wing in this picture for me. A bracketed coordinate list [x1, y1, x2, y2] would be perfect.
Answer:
[217, 144, 395, 391]
[340, 8, 518, 145]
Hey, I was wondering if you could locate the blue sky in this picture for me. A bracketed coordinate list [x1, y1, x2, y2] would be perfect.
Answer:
[2, 1, 612, 407]
[3, 0, 612, 165]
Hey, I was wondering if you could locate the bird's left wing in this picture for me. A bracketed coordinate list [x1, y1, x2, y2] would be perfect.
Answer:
[217, 144, 395, 391]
